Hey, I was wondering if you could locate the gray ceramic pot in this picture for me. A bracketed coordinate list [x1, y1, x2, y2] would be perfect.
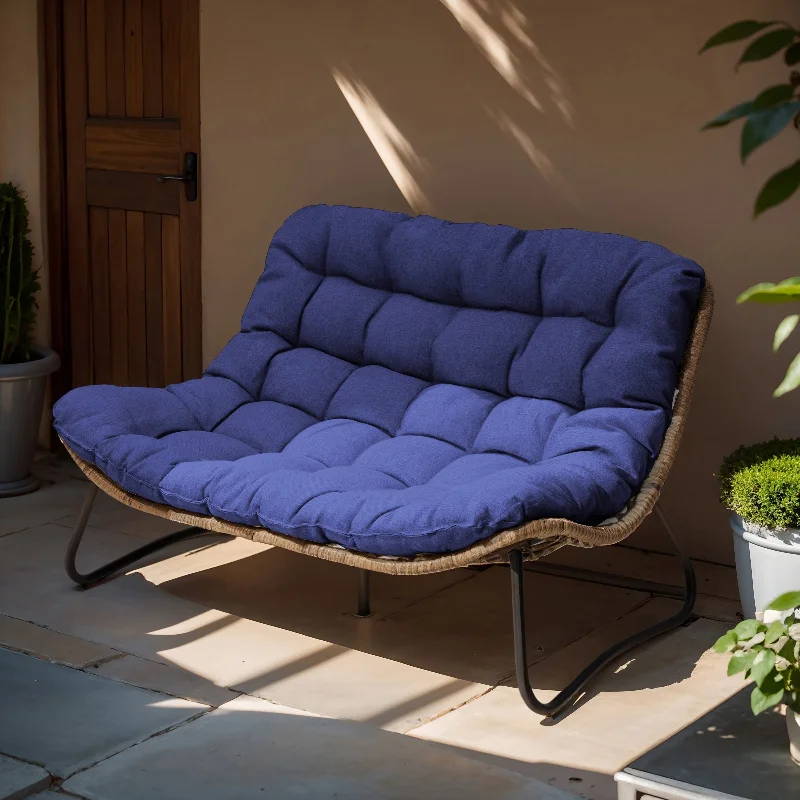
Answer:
[0, 346, 60, 496]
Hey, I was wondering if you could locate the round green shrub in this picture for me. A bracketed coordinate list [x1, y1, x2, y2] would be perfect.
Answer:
[719, 438, 800, 529]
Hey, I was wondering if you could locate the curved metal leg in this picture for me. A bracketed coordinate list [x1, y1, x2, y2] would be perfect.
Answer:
[65, 483, 211, 588]
[510, 504, 697, 718]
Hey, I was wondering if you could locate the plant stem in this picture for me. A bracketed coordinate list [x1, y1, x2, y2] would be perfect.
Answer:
[1, 200, 14, 363]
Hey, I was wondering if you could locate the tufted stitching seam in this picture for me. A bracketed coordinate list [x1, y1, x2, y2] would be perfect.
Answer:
[396, 430, 468, 452]
[578, 327, 614, 410]
[253, 338, 295, 400]
[288, 489, 345, 520]
[209, 399, 262, 433]
[537, 230, 548, 318]
[611, 261, 646, 328]
[428, 307, 464, 383]
[472, 448, 531, 464]
[318, 367, 360, 421]
[295, 277, 326, 346]
[162, 387, 205, 431]
[361, 292, 394, 361]
[395, 382, 435, 436]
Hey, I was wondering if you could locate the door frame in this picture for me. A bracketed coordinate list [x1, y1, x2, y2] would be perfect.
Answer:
[42, 0, 201, 400]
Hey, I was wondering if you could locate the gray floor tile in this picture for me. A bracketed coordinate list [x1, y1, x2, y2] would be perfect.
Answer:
[90, 655, 239, 708]
[53, 489, 191, 540]
[0, 754, 50, 800]
[0, 615, 121, 668]
[0, 481, 87, 537]
[64, 695, 578, 800]
[0, 648, 207, 778]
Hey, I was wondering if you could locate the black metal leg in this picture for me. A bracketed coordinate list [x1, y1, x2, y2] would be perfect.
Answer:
[65, 483, 210, 588]
[355, 569, 371, 617]
[510, 504, 697, 718]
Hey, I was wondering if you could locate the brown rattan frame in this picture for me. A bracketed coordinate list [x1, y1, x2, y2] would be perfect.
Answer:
[61, 283, 714, 577]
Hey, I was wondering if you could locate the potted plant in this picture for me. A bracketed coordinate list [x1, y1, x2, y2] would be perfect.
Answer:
[714, 591, 800, 764]
[700, 21, 800, 616]
[0, 183, 59, 496]
[719, 439, 800, 619]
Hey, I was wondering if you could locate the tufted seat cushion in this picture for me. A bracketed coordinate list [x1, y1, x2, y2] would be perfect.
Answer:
[53, 205, 704, 556]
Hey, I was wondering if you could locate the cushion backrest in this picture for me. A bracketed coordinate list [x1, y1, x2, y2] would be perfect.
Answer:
[225, 204, 703, 414]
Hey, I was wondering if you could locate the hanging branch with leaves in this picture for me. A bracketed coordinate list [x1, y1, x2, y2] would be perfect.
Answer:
[700, 20, 800, 395]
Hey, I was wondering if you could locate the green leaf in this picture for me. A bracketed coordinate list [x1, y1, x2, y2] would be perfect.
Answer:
[702, 101, 756, 129]
[728, 649, 757, 675]
[786, 42, 800, 65]
[741, 103, 800, 162]
[755, 160, 800, 217]
[750, 647, 777, 686]
[713, 631, 738, 653]
[768, 591, 800, 611]
[700, 20, 778, 53]
[765, 619, 786, 644]
[774, 352, 800, 397]
[774, 315, 799, 351]
[739, 29, 798, 66]
[734, 619, 762, 639]
[738, 277, 800, 303]
[751, 684, 784, 715]
[753, 84, 797, 109]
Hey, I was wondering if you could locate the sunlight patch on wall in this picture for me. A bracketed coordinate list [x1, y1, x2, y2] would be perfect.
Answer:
[492, 110, 578, 207]
[439, 0, 541, 110]
[332, 69, 430, 213]
[500, 3, 573, 125]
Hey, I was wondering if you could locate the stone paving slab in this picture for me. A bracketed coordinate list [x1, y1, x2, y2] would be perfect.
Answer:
[0, 615, 121, 668]
[0, 647, 207, 778]
[0, 754, 50, 800]
[90, 654, 239, 708]
[0, 481, 87, 538]
[64, 695, 579, 800]
[0, 525, 487, 732]
[537, 542, 740, 600]
[412, 612, 739, 800]
[53, 488, 191, 540]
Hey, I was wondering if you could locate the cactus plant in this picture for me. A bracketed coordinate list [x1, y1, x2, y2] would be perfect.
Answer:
[0, 183, 39, 364]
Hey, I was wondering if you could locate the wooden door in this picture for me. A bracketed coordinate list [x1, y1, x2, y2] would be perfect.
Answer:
[60, 0, 201, 389]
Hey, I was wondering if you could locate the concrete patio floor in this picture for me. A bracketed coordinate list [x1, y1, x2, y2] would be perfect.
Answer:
[0, 451, 745, 799]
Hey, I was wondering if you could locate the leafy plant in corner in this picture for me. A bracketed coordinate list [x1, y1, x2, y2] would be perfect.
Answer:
[714, 592, 800, 715]
[700, 20, 800, 395]
[0, 183, 39, 364]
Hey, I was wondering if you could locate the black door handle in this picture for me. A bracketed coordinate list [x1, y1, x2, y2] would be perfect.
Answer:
[158, 152, 197, 202]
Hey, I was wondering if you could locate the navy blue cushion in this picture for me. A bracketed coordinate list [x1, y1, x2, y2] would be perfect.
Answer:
[53, 205, 704, 556]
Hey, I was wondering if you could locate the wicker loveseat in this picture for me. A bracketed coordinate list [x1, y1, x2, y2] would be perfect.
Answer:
[54, 205, 712, 717]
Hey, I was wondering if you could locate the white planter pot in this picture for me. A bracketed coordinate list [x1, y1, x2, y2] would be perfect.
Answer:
[731, 513, 800, 621]
[789, 709, 800, 767]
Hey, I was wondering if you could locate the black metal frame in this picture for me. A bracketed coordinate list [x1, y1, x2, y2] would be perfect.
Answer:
[66, 485, 695, 719]
[64, 484, 210, 588]
[509, 506, 697, 718]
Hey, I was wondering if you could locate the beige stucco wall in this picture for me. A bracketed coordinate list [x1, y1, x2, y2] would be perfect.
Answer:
[0, 0, 48, 349]
[178, 1, 800, 564]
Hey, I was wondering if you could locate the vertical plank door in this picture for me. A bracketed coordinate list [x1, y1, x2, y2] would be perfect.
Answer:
[62, 0, 201, 389]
